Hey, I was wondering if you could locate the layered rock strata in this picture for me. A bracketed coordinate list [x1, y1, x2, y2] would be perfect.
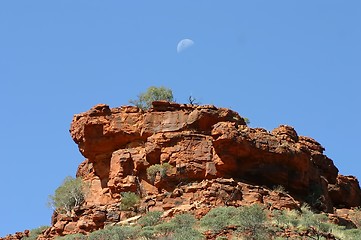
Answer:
[69, 102, 360, 211]
[4, 101, 359, 239]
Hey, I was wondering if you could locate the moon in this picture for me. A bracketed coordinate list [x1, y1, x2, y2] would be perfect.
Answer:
[177, 39, 194, 53]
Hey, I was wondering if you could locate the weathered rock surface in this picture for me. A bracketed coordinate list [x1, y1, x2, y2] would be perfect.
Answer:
[0, 231, 29, 240]
[3, 102, 360, 239]
[35, 101, 355, 237]
[69, 103, 359, 208]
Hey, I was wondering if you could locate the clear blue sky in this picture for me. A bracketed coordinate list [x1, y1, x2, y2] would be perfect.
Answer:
[1, 1, 360, 236]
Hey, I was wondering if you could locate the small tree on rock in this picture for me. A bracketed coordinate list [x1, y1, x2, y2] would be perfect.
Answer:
[129, 86, 174, 110]
[48, 176, 87, 215]
[146, 163, 172, 183]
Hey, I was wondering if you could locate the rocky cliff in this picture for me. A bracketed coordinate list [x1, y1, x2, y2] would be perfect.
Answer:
[3, 102, 361, 239]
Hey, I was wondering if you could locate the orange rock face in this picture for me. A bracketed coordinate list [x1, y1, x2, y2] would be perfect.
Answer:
[37, 102, 361, 238]
[70, 103, 359, 208]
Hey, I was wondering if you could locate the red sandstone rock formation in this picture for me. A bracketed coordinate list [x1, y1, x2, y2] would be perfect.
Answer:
[0, 231, 29, 240]
[37, 101, 356, 237]
[70, 102, 359, 208]
[3, 102, 360, 239]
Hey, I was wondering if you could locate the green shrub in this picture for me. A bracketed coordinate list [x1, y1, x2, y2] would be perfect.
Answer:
[138, 211, 163, 227]
[201, 205, 270, 239]
[272, 185, 288, 194]
[327, 225, 350, 240]
[129, 86, 174, 110]
[298, 205, 330, 232]
[48, 176, 87, 214]
[349, 207, 361, 228]
[109, 225, 140, 239]
[155, 213, 203, 240]
[243, 117, 250, 125]
[170, 213, 204, 240]
[234, 204, 269, 240]
[22, 226, 49, 240]
[341, 228, 361, 240]
[200, 206, 240, 234]
[154, 221, 177, 236]
[215, 237, 228, 240]
[88, 227, 112, 240]
[146, 163, 172, 183]
[120, 192, 140, 211]
[140, 226, 158, 239]
[273, 205, 343, 239]
[55, 233, 87, 240]
[172, 228, 204, 240]
[272, 209, 300, 228]
[170, 213, 197, 229]
[155, 214, 195, 234]
[88, 225, 140, 240]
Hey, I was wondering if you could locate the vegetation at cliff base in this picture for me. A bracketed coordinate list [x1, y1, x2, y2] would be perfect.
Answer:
[57, 204, 361, 240]
[138, 211, 163, 227]
[48, 176, 87, 215]
[349, 207, 361, 228]
[151, 213, 203, 240]
[55, 233, 87, 240]
[200, 206, 240, 233]
[271, 204, 361, 240]
[129, 86, 174, 110]
[88, 225, 141, 240]
[120, 192, 141, 211]
[200, 204, 269, 239]
[22, 226, 49, 240]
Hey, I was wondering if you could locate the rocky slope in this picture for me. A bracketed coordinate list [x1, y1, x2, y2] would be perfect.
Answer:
[2, 101, 361, 239]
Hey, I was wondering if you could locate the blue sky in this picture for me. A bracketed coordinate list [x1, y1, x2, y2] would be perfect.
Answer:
[1, 1, 360, 236]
